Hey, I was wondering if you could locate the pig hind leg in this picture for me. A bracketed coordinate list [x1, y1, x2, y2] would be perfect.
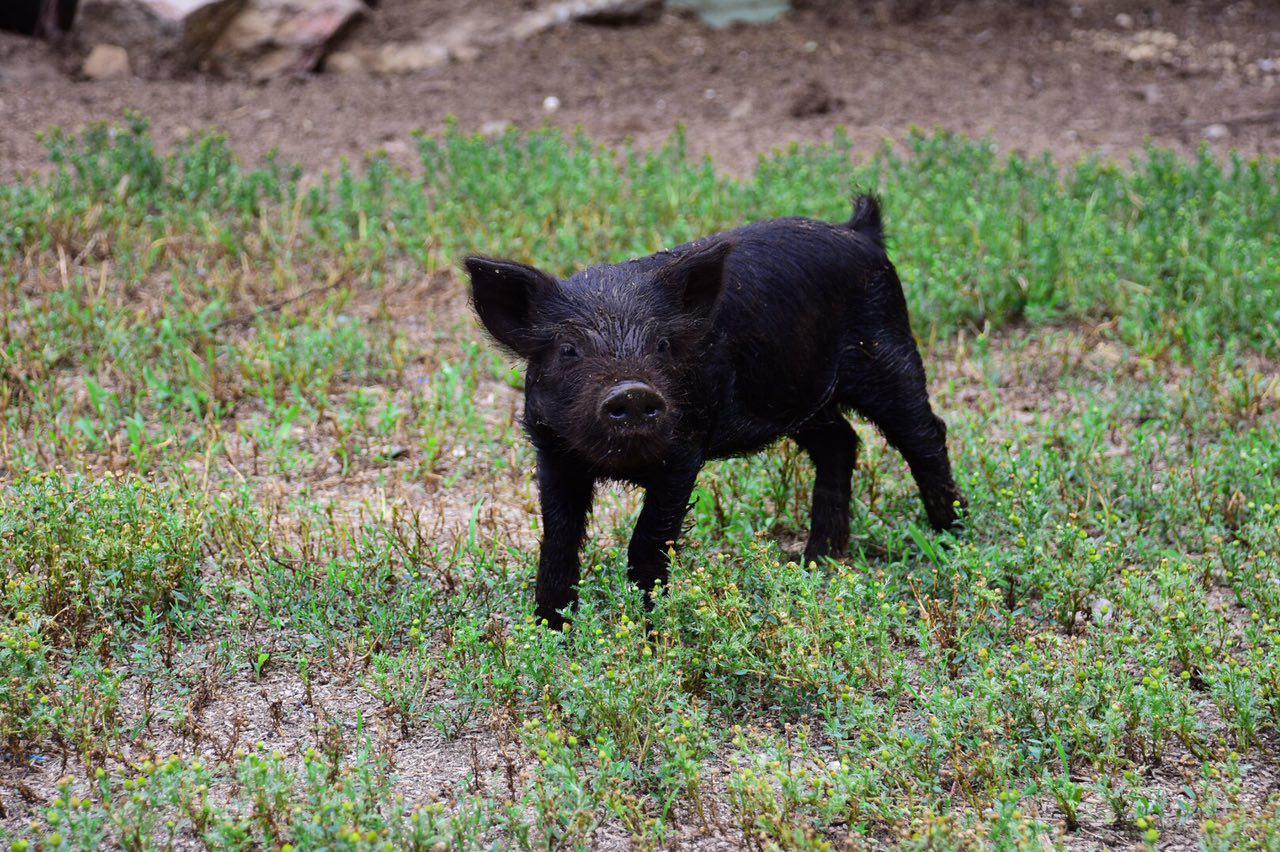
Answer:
[840, 335, 964, 531]
[791, 411, 859, 564]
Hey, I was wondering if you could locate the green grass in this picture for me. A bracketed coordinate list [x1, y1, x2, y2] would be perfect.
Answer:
[1, 118, 1278, 849]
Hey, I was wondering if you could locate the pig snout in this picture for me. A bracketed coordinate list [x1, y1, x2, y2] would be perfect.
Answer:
[598, 381, 667, 429]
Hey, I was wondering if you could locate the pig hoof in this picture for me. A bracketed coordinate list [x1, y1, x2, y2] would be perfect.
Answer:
[924, 489, 967, 532]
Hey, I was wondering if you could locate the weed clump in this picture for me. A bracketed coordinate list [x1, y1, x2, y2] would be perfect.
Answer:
[1, 472, 204, 645]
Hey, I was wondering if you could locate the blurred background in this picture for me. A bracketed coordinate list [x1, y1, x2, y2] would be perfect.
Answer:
[1, 0, 1277, 179]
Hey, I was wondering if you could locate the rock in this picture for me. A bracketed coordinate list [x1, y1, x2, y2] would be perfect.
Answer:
[787, 78, 840, 118]
[207, 0, 365, 79]
[480, 119, 512, 137]
[1125, 43, 1157, 63]
[369, 42, 448, 73]
[323, 48, 364, 73]
[1203, 123, 1230, 140]
[450, 42, 480, 63]
[1114, 12, 1133, 29]
[1089, 597, 1114, 625]
[327, 38, 461, 74]
[81, 43, 131, 78]
[671, 0, 790, 27]
[326, 0, 664, 78]
[76, 0, 245, 76]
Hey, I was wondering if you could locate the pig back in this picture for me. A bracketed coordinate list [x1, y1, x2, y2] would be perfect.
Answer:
[707, 218, 884, 453]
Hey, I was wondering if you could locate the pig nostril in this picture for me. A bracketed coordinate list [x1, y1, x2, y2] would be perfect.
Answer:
[601, 381, 665, 427]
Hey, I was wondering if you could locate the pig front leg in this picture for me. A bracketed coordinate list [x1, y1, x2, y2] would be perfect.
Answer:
[628, 459, 702, 606]
[534, 450, 595, 629]
[792, 411, 859, 564]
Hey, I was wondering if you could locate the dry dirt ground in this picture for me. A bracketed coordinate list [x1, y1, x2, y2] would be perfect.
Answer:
[1, 0, 1278, 180]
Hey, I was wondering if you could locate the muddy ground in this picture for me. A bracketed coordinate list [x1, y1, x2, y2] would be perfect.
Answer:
[1, 0, 1278, 180]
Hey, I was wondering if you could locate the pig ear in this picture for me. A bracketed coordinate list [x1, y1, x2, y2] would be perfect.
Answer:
[464, 256, 560, 358]
[660, 239, 734, 318]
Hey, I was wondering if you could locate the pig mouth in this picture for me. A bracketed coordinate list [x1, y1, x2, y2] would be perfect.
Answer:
[577, 422, 676, 473]
[571, 378, 676, 471]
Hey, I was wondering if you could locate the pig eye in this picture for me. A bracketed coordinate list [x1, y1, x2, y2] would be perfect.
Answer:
[657, 338, 671, 354]
[559, 343, 579, 359]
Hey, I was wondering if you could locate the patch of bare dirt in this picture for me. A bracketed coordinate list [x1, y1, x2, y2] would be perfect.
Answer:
[1, 0, 1278, 182]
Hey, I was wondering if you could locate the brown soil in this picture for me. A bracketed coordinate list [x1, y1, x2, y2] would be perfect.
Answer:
[1, 0, 1278, 181]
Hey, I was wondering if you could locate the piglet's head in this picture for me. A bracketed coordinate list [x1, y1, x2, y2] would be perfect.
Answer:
[465, 240, 733, 471]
